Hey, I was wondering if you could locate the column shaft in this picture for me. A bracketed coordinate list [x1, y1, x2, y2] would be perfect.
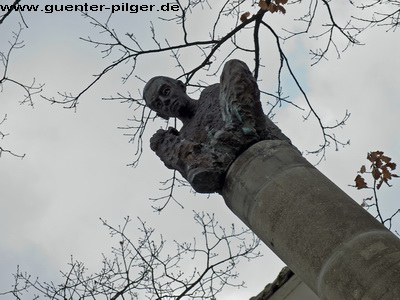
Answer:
[223, 140, 400, 299]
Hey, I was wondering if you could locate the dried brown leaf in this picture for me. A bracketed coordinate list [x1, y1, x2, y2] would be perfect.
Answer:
[386, 162, 396, 170]
[381, 155, 392, 163]
[382, 167, 392, 180]
[258, 0, 269, 10]
[355, 175, 368, 189]
[240, 12, 251, 22]
[275, 5, 286, 14]
[360, 165, 366, 173]
[372, 168, 381, 180]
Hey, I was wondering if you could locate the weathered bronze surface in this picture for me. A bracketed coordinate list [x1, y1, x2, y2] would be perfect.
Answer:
[143, 59, 290, 193]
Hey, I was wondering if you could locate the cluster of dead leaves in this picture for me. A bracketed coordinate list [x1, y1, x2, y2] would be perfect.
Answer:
[240, 0, 287, 22]
[354, 151, 399, 190]
[259, 0, 287, 13]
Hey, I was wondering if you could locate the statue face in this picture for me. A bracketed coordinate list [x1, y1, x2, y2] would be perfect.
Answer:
[143, 76, 194, 120]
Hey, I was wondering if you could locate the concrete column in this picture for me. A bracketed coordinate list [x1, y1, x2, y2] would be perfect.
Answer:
[223, 140, 400, 300]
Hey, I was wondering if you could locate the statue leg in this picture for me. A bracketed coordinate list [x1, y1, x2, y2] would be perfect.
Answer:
[219, 59, 267, 142]
[163, 141, 231, 194]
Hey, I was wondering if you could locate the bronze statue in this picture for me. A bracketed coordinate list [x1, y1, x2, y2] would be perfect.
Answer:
[143, 59, 290, 193]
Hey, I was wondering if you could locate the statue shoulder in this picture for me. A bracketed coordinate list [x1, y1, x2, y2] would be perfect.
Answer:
[200, 83, 220, 96]
[199, 83, 220, 104]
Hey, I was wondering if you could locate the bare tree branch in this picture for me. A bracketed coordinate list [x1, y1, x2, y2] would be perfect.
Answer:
[0, 114, 25, 159]
[262, 20, 351, 163]
[351, 151, 400, 234]
[351, 0, 400, 32]
[1, 212, 261, 299]
[1, 24, 44, 107]
[0, 0, 22, 25]
[6, 0, 398, 202]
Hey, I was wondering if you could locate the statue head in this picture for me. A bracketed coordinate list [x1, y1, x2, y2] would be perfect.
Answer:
[143, 76, 196, 121]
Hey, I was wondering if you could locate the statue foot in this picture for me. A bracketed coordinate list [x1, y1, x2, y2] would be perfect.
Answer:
[242, 126, 257, 136]
[187, 167, 224, 194]
[241, 126, 260, 145]
[212, 129, 242, 148]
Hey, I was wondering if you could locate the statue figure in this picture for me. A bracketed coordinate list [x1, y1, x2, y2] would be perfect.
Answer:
[143, 59, 290, 194]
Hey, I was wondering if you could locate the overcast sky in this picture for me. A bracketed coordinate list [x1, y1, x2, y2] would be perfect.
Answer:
[1, 1, 399, 299]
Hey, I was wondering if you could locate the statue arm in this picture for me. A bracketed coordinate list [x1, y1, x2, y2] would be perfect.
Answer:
[150, 127, 184, 171]
[150, 127, 230, 193]
[150, 127, 179, 154]
[150, 127, 202, 177]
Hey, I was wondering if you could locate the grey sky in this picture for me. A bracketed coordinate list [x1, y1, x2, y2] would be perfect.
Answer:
[1, 0, 399, 299]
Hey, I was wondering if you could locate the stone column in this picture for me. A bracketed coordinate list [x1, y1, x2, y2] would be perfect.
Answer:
[223, 140, 400, 300]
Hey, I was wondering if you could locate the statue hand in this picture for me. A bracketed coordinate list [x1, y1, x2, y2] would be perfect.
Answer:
[166, 127, 179, 135]
[150, 127, 179, 152]
[150, 129, 167, 151]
